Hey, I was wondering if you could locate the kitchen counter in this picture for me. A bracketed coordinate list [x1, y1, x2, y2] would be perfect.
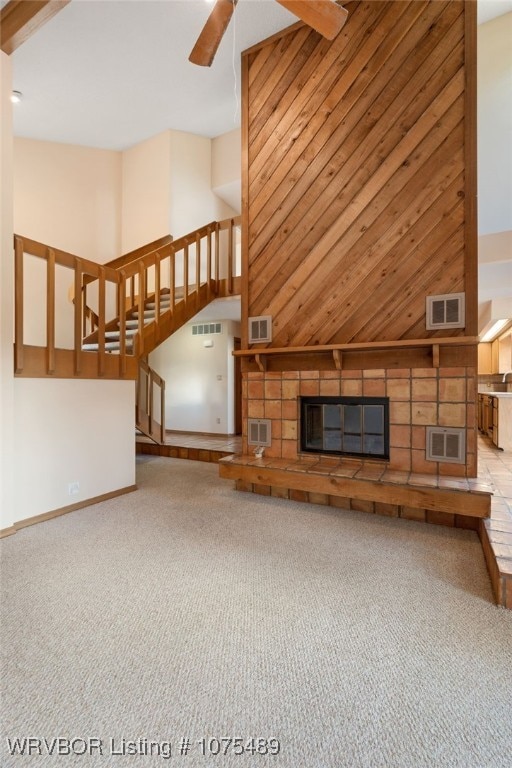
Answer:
[486, 392, 512, 398]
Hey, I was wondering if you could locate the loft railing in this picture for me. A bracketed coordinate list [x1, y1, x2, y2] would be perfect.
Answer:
[136, 359, 165, 444]
[13, 216, 241, 380]
[14, 235, 125, 378]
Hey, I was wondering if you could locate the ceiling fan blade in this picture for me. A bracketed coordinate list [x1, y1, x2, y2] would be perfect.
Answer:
[276, 0, 348, 40]
[189, 0, 238, 67]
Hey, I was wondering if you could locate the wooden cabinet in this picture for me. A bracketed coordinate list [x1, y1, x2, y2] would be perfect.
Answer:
[478, 393, 512, 450]
[499, 332, 512, 374]
[478, 343, 492, 374]
[478, 336, 512, 374]
[478, 394, 493, 438]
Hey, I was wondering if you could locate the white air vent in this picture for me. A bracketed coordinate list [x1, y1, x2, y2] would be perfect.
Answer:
[248, 419, 271, 447]
[249, 315, 272, 343]
[192, 322, 222, 336]
[426, 293, 465, 330]
[426, 427, 465, 464]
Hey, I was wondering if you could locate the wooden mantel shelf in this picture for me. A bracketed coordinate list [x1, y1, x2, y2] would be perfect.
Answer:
[234, 337, 479, 372]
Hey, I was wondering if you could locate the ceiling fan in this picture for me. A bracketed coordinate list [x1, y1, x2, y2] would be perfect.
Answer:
[189, 0, 349, 67]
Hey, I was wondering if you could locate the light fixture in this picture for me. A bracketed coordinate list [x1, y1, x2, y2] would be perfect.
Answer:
[480, 319, 510, 343]
[10, 90, 23, 104]
[479, 298, 512, 342]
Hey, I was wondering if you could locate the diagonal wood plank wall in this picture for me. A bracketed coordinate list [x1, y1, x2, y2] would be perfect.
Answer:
[242, 0, 476, 350]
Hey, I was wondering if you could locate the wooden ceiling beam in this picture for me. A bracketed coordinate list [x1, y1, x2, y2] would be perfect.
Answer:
[276, 0, 348, 41]
[1, 0, 71, 55]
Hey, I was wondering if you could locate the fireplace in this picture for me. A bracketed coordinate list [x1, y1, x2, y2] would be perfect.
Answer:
[300, 396, 390, 460]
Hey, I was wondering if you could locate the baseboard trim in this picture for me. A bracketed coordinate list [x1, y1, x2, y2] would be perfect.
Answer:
[1, 485, 138, 537]
[0, 526, 17, 539]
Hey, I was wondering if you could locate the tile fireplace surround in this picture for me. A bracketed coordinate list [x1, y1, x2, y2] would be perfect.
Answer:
[243, 366, 477, 478]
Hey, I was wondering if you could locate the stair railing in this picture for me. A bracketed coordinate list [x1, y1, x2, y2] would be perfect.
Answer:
[136, 358, 165, 444]
[13, 235, 133, 378]
[83, 215, 241, 358]
[13, 216, 241, 379]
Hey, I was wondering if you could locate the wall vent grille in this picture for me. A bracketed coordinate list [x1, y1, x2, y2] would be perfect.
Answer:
[249, 315, 272, 343]
[248, 419, 271, 447]
[426, 427, 465, 464]
[426, 293, 465, 330]
[192, 322, 222, 336]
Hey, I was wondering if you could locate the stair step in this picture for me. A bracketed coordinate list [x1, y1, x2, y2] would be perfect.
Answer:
[145, 301, 171, 310]
[105, 329, 137, 339]
[82, 340, 134, 352]
[131, 310, 158, 319]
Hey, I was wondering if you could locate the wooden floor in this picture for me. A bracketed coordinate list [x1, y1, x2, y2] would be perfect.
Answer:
[136, 431, 242, 463]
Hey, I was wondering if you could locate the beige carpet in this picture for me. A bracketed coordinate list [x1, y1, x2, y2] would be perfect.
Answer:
[1, 456, 511, 767]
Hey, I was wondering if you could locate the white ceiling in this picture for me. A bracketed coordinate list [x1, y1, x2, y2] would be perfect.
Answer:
[9, 0, 511, 151]
[10, 0, 296, 150]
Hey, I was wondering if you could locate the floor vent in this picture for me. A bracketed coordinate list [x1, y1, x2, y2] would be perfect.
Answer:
[248, 419, 271, 447]
[192, 322, 222, 336]
[426, 427, 465, 464]
[249, 315, 272, 343]
[426, 293, 465, 330]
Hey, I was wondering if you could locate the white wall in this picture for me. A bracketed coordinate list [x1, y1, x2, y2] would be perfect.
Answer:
[0, 51, 15, 532]
[121, 131, 171, 252]
[5, 134, 135, 530]
[13, 138, 123, 348]
[150, 319, 241, 434]
[212, 128, 241, 214]
[169, 130, 236, 238]
[14, 137, 122, 260]
[478, 12, 512, 236]
[12, 379, 135, 523]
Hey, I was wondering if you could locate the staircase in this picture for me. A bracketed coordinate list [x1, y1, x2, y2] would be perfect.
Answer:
[13, 216, 241, 380]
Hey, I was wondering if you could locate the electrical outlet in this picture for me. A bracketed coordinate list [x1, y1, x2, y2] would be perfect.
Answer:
[68, 482, 80, 496]
[216, 418, 221, 424]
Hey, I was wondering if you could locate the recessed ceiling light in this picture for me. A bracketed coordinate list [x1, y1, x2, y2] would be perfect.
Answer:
[10, 91, 23, 104]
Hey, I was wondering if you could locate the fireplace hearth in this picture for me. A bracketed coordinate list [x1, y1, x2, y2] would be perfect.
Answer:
[301, 396, 389, 460]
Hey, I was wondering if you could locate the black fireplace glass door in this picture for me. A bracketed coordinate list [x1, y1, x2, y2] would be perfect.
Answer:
[323, 405, 342, 452]
[301, 396, 389, 460]
[304, 405, 323, 450]
[363, 404, 385, 456]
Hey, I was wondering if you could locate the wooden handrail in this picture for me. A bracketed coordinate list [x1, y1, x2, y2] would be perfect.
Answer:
[83, 234, 173, 284]
[14, 236, 24, 374]
[13, 214, 242, 379]
[47, 248, 56, 374]
[16, 236, 121, 283]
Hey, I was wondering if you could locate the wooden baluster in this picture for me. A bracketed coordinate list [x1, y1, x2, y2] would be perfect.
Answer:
[97, 266, 106, 377]
[135, 362, 140, 425]
[228, 218, 234, 294]
[148, 370, 153, 438]
[195, 233, 201, 301]
[46, 248, 56, 374]
[118, 272, 127, 376]
[160, 379, 165, 444]
[215, 223, 220, 293]
[14, 237, 24, 374]
[130, 275, 135, 309]
[82, 283, 88, 337]
[74, 258, 83, 375]
[184, 244, 189, 305]
[154, 251, 161, 329]
[170, 248, 176, 313]
[207, 227, 212, 302]
[138, 263, 145, 355]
